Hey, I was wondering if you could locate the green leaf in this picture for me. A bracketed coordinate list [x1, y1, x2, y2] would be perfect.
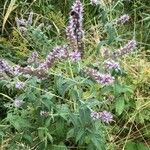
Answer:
[67, 128, 74, 139]
[125, 141, 149, 150]
[137, 142, 150, 150]
[115, 98, 125, 115]
[23, 134, 33, 143]
[79, 106, 91, 126]
[125, 141, 137, 150]
[113, 83, 134, 96]
[47, 133, 53, 143]
[47, 144, 68, 150]
[91, 134, 106, 150]
[76, 128, 85, 143]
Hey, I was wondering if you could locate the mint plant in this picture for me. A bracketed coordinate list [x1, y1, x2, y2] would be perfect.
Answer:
[0, 0, 139, 149]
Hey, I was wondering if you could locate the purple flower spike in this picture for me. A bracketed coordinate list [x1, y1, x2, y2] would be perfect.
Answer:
[66, 0, 84, 53]
[99, 111, 113, 123]
[113, 40, 137, 58]
[84, 68, 114, 86]
[69, 51, 81, 62]
[104, 59, 120, 71]
[117, 14, 130, 24]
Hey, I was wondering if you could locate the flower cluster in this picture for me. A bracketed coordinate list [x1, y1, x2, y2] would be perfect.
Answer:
[27, 51, 39, 64]
[13, 99, 24, 108]
[40, 111, 49, 117]
[69, 51, 81, 62]
[0, 60, 13, 74]
[66, 0, 84, 55]
[38, 46, 68, 71]
[15, 81, 25, 89]
[84, 68, 114, 86]
[91, 111, 113, 123]
[104, 59, 120, 71]
[90, 0, 99, 5]
[117, 14, 130, 24]
[16, 12, 33, 34]
[112, 40, 137, 58]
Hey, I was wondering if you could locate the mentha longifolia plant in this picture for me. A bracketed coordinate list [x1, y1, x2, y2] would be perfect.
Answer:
[0, 0, 137, 149]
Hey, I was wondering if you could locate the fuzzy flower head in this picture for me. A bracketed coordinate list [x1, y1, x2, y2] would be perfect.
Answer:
[99, 111, 113, 123]
[13, 99, 24, 108]
[104, 59, 120, 71]
[40, 111, 49, 117]
[117, 14, 130, 24]
[69, 51, 81, 62]
[15, 81, 25, 89]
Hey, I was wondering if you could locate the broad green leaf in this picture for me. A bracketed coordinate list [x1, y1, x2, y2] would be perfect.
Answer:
[125, 141, 149, 150]
[67, 128, 74, 139]
[76, 128, 85, 143]
[47, 133, 53, 143]
[91, 134, 106, 150]
[115, 98, 125, 115]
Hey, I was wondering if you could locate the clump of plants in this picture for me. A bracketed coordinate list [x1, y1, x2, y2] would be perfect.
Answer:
[0, 0, 149, 150]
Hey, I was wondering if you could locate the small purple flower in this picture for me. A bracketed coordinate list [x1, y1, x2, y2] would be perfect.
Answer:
[27, 51, 39, 64]
[101, 48, 112, 58]
[90, 112, 99, 120]
[40, 111, 49, 117]
[99, 111, 113, 123]
[13, 65, 21, 76]
[13, 99, 24, 108]
[15, 81, 25, 89]
[90, 0, 99, 5]
[104, 59, 120, 71]
[117, 14, 130, 24]
[15, 18, 27, 27]
[69, 51, 81, 61]
[98, 74, 114, 85]
[107, 95, 114, 102]
[27, 11, 33, 25]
